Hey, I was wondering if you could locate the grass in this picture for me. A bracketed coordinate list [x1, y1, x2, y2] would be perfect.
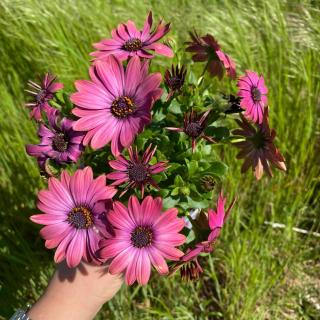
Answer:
[0, 0, 319, 318]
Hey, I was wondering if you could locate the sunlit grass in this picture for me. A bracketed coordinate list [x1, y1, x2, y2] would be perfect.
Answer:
[0, 0, 319, 319]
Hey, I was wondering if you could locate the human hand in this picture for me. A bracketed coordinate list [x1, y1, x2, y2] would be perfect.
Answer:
[27, 261, 123, 320]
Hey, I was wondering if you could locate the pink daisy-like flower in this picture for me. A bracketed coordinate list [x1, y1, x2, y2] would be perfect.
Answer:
[233, 107, 286, 180]
[170, 249, 204, 281]
[99, 195, 186, 285]
[26, 109, 85, 166]
[91, 11, 173, 62]
[186, 32, 236, 79]
[107, 144, 168, 197]
[71, 55, 162, 156]
[183, 192, 235, 261]
[237, 70, 268, 124]
[30, 167, 117, 268]
[25, 73, 64, 121]
[166, 109, 216, 153]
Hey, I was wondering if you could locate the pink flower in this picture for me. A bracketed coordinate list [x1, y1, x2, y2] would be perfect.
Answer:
[233, 107, 286, 180]
[25, 73, 64, 121]
[107, 144, 168, 197]
[91, 11, 173, 62]
[182, 193, 235, 261]
[26, 109, 85, 166]
[170, 249, 203, 281]
[237, 70, 268, 124]
[99, 196, 186, 285]
[166, 109, 216, 153]
[71, 56, 162, 156]
[186, 32, 236, 79]
[30, 167, 117, 268]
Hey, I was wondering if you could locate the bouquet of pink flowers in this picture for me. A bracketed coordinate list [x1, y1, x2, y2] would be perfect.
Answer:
[25, 12, 286, 285]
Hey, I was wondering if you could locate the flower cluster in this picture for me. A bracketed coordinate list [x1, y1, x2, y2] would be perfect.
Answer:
[25, 11, 286, 286]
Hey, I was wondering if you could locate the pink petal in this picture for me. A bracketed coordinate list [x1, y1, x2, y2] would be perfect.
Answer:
[124, 56, 141, 97]
[109, 206, 135, 230]
[181, 246, 203, 262]
[128, 196, 142, 224]
[38, 190, 70, 212]
[30, 213, 63, 225]
[40, 223, 69, 240]
[54, 230, 75, 263]
[99, 239, 129, 260]
[155, 233, 186, 246]
[126, 20, 140, 38]
[66, 231, 85, 268]
[141, 11, 153, 41]
[148, 248, 168, 275]
[125, 249, 139, 285]
[48, 177, 74, 208]
[143, 43, 174, 57]
[109, 247, 134, 274]
[155, 244, 184, 260]
[141, 196, 161, 225]
[109, 159, 128, 170]
[136, 250, 151, 285]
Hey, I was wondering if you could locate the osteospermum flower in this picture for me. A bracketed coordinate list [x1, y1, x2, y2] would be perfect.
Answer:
[71, 56, 162, 156]
[237, 70, 268, 124]
[166, 109, 215, 152]
[91, 11, 173, 61]
[107, 144, 168, 197]
[186, 31, 236, 79]
[26, 110, 85, 166]
[30, 167, 117, 268]
[232, 107, 286, 180]
[25, 73, 64, 121]
[99, 196, 186, 285]
[170, 249, 203, 281]
[183, 192, 235, 261]
[164, 64, 187, 100]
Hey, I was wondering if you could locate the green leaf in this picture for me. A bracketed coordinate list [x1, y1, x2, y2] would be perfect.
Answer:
[186, 159, 198, 176]
[168, 99, 182, 115]
[202, 161, 228, 177]
[162, 197, 179, 210]
[174, 175, 185, 187]
[205, 126, 230, 140]
[171, 187, 180, 196]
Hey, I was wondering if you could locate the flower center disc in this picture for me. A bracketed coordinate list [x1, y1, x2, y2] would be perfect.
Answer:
[111, 96, 136, 119]
[52, 133, 68, 152]
[123, 38, 143, 52]
[251, 131, 266, 149]
[128, 163, 148, 182]
[36, 89, 47, 103]
[131, 226, 153, 248]
[251, 87, 262, 102]
[68, 207, 93, 229]
[168, 76, 183, 91]
[185, 122, 203, 138]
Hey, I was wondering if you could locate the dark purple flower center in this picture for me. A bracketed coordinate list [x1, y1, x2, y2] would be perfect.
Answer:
[111, 96, 136, 119]
[36, 89, 47, 103]
[167, 76, 184, 91]
[52, 133, 68, 152]
[123, 38, 143, 52]
[185, 122, 203, 138]
[251, 131, 266, 149]
[131, 226, 153, 248]
[128, 163, 149, 182]
[251, 87, 262, 102]
[68, 207, 93, 229]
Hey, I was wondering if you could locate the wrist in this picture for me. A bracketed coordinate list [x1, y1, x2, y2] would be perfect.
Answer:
[28, 262, 122, 320]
